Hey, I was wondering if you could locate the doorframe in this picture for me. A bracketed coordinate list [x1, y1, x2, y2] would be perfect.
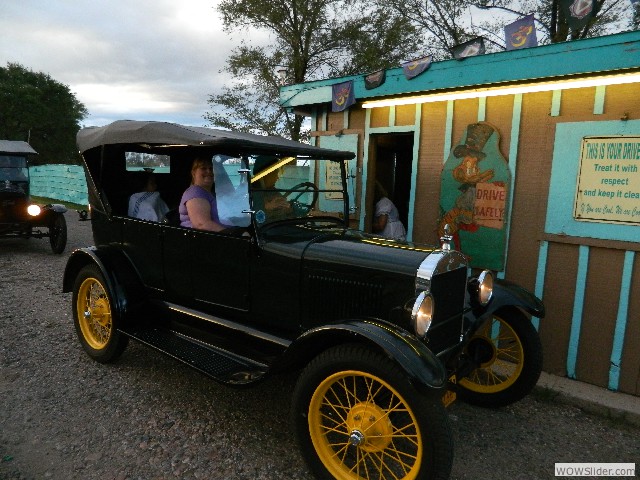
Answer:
[359, 105, 422, 240]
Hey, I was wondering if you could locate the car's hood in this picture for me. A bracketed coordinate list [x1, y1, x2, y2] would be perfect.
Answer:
[302, 229, 436, 277]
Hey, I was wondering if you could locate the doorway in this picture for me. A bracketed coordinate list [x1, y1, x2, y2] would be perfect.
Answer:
[367, 133, 414, 234]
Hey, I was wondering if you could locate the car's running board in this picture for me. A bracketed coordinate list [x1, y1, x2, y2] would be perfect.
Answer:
[120, 326, 269, 385]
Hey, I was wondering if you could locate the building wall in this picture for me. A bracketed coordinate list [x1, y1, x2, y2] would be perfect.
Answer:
[311, 81, 640, 396]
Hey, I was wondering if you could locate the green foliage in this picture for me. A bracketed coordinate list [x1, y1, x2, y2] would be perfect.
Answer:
[206, 0, 419, 141]
[0, 63, 87, 165]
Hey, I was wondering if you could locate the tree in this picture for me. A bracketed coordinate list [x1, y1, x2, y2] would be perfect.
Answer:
[205, 0, 420, 141]
[378, 0, 632, 59]
[0, 63, 88, 165]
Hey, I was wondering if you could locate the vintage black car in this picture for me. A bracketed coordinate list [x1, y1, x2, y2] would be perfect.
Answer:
[0, 140, 67, 253]
[63, 120, 544, 480]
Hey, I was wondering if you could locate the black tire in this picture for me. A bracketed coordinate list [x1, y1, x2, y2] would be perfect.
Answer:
[457, 306, 543, 408]
[72, 264, 128, 363]
[49, 213, 67, 254]
[291, 344, 453, 480]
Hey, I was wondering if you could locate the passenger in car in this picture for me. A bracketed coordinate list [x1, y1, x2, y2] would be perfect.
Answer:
[179, 156, 230, 231]
[128, 172, 169, 222]
[252, 155, 293, 221]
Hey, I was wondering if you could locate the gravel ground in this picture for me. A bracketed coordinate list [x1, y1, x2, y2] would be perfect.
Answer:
[1, 211, 638, 480]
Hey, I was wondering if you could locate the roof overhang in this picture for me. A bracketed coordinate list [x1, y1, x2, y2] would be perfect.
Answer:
[279, 30, 640, 112]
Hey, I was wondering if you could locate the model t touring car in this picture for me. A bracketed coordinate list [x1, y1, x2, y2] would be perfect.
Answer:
[0, 140, 67, 253]
[63, 120, 544, 479]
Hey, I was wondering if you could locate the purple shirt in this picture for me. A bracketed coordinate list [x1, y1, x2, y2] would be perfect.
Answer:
[179, 185, 220, 228]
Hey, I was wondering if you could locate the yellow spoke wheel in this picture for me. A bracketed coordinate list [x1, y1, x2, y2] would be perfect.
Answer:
[76, 276, 113, 350]
[459, 316, 523, 394]
[72, 265, 128, 363]
[457, 307, 542, 408]
[309, 370, 422, 479]
[293, 345, 453, 480]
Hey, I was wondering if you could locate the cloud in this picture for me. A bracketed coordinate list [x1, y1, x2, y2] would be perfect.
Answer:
[0, 0, 244, 127]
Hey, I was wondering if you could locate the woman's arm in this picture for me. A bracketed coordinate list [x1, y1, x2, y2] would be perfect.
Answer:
[185, 197, 226, 232]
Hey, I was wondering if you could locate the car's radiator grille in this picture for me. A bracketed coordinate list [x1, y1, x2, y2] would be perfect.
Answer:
[307, 273, 383, 322]
[425, 267, 467, 355]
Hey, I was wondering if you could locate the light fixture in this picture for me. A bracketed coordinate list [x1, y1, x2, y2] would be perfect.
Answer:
[361, 71, 640, 108]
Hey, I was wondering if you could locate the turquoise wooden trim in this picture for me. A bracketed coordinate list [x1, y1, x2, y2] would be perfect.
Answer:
[546, 120, 640, 242]
[280, 31, 640, 109]
[478, 97, 486, 122]
[444, 101, 454, 163]
[608, 250, 635, 391]
[499, 94, 523, 279]
[311, 108, 318, 146]
[567, 245, 589, 379]
[359, 109, 372, 231]
[533, 240, 549, 331]
[406, 104, 422, 241]
[551, 90, 562, 117]
[594, 85, 606, 115]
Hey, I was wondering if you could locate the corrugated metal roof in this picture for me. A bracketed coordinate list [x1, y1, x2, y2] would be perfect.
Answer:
[280, 30, 640, 108]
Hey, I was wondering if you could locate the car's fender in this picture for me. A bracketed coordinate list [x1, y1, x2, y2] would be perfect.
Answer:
[62, 246, 146, 321]
[469, 278, 545, 324]
[280, 319, 447, 394]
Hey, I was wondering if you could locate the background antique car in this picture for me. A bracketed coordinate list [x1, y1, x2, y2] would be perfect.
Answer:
[63, 120, 544, 480]
[0, 140, 67, 253]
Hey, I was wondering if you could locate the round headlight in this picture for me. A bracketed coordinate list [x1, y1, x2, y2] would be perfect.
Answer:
[411, 291, 434, 338]
[477, 270, 494, 306]
[27, 204, 41, 216]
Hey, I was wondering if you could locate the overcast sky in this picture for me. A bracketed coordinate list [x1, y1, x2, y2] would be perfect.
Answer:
[0, 0, 261, 127]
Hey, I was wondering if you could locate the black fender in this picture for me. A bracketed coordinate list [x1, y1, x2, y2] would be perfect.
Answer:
[468, 278, 545, 325]
[62, 246, 146, 322]
[280, 319, 447, 395]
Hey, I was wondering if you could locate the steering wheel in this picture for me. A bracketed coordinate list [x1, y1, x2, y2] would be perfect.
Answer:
[284, 182, 319, 215]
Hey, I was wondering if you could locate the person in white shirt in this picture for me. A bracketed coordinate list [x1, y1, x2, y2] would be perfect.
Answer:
[128, 172, 169, 222]
[372, 182, 406, 241]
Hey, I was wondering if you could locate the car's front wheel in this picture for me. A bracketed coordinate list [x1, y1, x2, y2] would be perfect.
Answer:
[72, 264, 128, 363]
[292, 344, 453, 480]
[457, 306, 542, 408]
[49, 212, 67, 254]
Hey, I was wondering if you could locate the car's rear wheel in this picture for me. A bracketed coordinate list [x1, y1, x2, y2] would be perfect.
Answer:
[72, 264, 128, 363]
[457, 306, 542, 408]
[49, 213, 67, 254]
[292, 344, 453, 480]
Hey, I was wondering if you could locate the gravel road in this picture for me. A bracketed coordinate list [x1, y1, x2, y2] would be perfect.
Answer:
[1, 211, 638, 480]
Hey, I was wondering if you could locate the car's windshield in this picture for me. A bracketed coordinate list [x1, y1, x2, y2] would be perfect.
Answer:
[0, 155, 28, 182]
[213, 155, 251, 227]
[249, 156, 348, 225]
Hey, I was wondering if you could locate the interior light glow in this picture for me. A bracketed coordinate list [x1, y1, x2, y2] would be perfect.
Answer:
[361, 72, 640, 109]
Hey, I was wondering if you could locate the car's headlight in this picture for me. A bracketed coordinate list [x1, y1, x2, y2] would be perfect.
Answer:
[477, 269, 493, 306]
[411, 291, 434, 338]
[27, 204, 41, 216]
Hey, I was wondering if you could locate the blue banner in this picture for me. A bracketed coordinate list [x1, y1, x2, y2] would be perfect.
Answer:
[450, 38, 486, 60]
[331, 80, 355, 112]
[559, 0, 597, 31]
[504, 14, 538, 50]
[401, 56, 432, 80]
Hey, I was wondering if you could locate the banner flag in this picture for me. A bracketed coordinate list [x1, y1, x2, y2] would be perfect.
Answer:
[450, 37, 486, 60]
[401, 55, 433, 80]
[364, 69, 386, 89]
[331, 80, 355, 112]
[504, 14, 538, 50]
[559, 0, 597, 31]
